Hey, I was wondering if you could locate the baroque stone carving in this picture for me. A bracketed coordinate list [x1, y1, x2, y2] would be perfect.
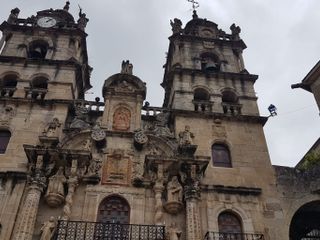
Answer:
[179, 125, 194, 145]
[134, 129, 148, 150]
[77, 8, 89, 31]
[102, 150, 131, 185]
[40, 216, 56, 240]
[167, 222, 182, 240]
[7, 8, 20, 24]
[164, 176, 183, 214]
[230, 23, 241, 40]
[70, 101, 90, 129]
[42, 118, 61, 138]
[121, 60, 133, 75]
[170, 18, 182, 34]
[178, 126, 197, 156]
[45, 167, 66, 207]
[113, 107, 131, 131]
[0, 105, 15, 126]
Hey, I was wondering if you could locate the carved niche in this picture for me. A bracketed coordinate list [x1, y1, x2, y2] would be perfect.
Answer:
[102, 149, 132, 185]
[112, 107, 131, 131]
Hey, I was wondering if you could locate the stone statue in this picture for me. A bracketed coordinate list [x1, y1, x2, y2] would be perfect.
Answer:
[40, 216, 56, 240]
[7, 8, 20, 24]
[45, 167, 66, 207]
[77, 8, 89, 31]
[230, 23, 241, 40]
[121, 60, 133, 75]
[170, 18, 182, 34]
[178, 125, 194, 145]
[42, 118, 61, 138]
[168, 222, 181, 240]
[63, 1, 70, 11]
[86, 159, 102, 176]
[167, 176, 183, 202]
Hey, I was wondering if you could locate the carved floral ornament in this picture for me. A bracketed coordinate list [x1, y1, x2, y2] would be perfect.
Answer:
[0, 105, 15, 126]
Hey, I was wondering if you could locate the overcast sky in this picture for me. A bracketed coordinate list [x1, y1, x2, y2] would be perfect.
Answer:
[0, 0, 319, 167]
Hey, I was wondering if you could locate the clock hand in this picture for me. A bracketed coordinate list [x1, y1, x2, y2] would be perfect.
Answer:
[46, 19, 53, 23]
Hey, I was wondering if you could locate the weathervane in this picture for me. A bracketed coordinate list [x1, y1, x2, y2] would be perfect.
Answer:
[187, 0, 200, 11]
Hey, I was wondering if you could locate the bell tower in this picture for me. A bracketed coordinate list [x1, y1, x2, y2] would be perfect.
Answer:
[162, 11, 259, 116]
[0, 1, 91, 100]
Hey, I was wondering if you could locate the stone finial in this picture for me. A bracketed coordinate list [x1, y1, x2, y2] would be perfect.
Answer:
[63, 1, 70, 11]
[170, 18, 182, 34]
[7, 8, 20, 24]
[192, 10, 198, 19]
[230, 23, 241, 40]
[121, 60, 133, 75]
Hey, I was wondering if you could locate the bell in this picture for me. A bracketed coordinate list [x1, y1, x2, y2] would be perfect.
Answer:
[205, 61, 218, 71]
[30, 47, 43, 59]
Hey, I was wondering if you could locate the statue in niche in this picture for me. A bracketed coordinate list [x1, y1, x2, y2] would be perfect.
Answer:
[113, 107, 131, 131]
[167, 222, 182, 240]
[178, 125, 194, 145]
[170, 18, 182, 34]
[167, 176, 183, 203]
[40, 216, 56, 240]
[42, 118, 61, 138]
[45, 167, 66, 207]
[121, 60, 133, 75]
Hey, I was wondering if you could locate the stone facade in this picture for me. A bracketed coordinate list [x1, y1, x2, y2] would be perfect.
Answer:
[0, 3, 319, 240]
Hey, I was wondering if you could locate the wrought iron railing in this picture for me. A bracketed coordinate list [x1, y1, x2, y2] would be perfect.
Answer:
[54, 220, 165, 240]
[204, 232, 265, 240]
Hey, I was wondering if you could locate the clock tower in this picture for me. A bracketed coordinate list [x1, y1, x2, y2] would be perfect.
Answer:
[0, 1, 91, 100]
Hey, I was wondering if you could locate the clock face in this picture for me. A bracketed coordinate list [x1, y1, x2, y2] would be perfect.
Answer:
[37, 17, 57, 28]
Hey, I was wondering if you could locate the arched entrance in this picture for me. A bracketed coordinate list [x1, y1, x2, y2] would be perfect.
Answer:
[290, 201, 320, 240]
[97, 195, 130, 224]
[218, 211, 243, 240]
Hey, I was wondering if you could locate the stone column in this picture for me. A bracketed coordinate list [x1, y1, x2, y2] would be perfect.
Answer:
[153, 165, 164, 225]
[13, 157, 46, 240]
[184, 181, 202, 240]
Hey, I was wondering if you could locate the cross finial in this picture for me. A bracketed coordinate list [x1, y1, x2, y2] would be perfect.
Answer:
[187, 0, 200, 11]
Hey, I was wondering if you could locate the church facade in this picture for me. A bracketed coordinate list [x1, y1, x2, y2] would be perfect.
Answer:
[0, 3, 319, 240]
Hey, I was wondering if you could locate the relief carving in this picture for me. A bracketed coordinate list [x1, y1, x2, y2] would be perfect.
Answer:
[102, 150, 131, 185]
[134, 129, 148, 150]
[212, 119, 227, 138]
[42, 118, 61, 138]
[0, 105, 15, 126]
[112, 107, 131, 131]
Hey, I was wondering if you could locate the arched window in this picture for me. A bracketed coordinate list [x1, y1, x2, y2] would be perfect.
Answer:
[221, 90, 238, 104]
[218, 211, 242, 234]
[201, 52, 220, 72]
[0, 130, 11, 154]
[1, 74, 18, 97]
[29, 76, 48, 100]
[193, 88, 211, 112]
[28, 40, 49, 59]
[97, 195, 130, 224]
[221, 90, 241, 115]
[212, 143, 232, 167]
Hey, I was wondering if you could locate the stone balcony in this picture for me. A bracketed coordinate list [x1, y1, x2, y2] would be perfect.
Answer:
[203, 232, 265, 240]
[24, 87, 48, 100]
[193, 100, 213, 112]
[54, 220, 165, 240]
[221, 102, 242, 116]
[0, 87, 16, 97]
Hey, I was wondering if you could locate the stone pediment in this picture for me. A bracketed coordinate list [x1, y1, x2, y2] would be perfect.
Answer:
[103, 73, 146, 99]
